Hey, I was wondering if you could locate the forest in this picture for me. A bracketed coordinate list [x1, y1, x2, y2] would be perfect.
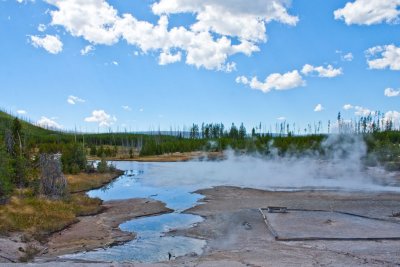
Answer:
[0, 110, 400, 200]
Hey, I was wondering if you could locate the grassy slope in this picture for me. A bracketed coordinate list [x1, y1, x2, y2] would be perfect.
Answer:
[0, 111, 54, 137]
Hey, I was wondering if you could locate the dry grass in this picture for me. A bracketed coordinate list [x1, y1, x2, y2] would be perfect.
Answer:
[0, 171, 119, 237]
[66, 171, 122, 193]
[0, 196, 77, 235]
[0, 194, 103, 236]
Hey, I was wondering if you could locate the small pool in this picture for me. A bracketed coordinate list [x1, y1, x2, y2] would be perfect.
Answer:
[60, 161, 206, 263]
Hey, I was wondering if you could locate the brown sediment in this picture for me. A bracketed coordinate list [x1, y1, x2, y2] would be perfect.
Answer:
[42, 198, 173, 258]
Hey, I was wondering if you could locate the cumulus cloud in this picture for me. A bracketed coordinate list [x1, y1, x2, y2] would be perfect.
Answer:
[334, 0, 400, 25]
[159, 51, 182, 65]
[384, 110, 400, 127]
[17, 110, 27, 115]
[343, 104, 375, 116]
[221, 62, 237, 73]
[16, 0, 35, 3]
[37, 24, 47, 32]
[277, 117, 286, 121]
[42, 0, 297, 71]
[30, 34, 63, 54]
[301, 64, 343, 78]
[122, 105, 132, 111]
[80, 45, 94, 55]
[85, 110, 117, 127]
[236, 70, 305, 93]
[343, 104, 354, 110]
[314, 104, 324, 112]
[67, 95, 85, 105]
[366, 44, 400, 70]
[37, 116, 62, 129]
[152, 0, 299, 41]
[385, 88, 400, 97]
[342, 53, 354, 62]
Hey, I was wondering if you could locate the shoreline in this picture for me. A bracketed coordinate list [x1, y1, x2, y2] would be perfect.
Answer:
[0, 170, 174, 264]
[40, 198, 173, 260]
[88, 151, 224, 163]
[67, 170, 124, 194]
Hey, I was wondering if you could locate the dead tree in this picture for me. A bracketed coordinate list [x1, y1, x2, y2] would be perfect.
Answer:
[4, 130, 14, 156]
[39, 154, 68, 198]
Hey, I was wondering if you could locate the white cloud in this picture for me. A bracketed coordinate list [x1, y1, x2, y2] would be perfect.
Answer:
[85, 110, 117, 127]
[301, 64, 343, 78]
[366, 44, 400, 70]
[38, 24, 47, 32]
[354, 106, 374, 116]
[314, 104, 324, 112]
[236, 70, 305, 93]
[342, 53, 354, 62]
[16, 110, 27, 115]
[122, 105, 132, 111]
[112, 61, 119, 66]
[334, 0, 400, 25]
[30, 34, 63, 54]
[220, 62, 237, 73]
[37, 116, 63, 129]
[16, 0, 35, 3]
[343, 104, 354, 110]
[385, 88, 400, 97]
[277, 117, 286, 121]
[80, 45, 94, 55]
[159, 51, 181, 65]
[43, 0, 297, 71]
[67, 95, 85, 105]
[343, 104, 375, 116]
[384, 110, 400, 127]
[152, 0, 298, 41]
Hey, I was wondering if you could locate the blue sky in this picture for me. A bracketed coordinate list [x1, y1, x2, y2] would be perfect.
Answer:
[0, 0, 399, 132]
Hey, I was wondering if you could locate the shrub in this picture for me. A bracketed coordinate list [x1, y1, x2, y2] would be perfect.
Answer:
[97, 156, 108, 173]
[61, 144, 87, 174]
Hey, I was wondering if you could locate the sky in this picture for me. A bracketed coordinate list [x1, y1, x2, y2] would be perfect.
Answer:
[0, 0, 400, 132]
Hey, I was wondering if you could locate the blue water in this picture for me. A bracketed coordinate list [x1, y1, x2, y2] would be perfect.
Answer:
[61, 161, 206, 263]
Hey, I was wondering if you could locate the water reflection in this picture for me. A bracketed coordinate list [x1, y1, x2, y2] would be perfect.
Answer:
[61, 161, 206, 263]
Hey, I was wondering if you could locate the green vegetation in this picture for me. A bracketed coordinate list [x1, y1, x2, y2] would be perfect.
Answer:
[0, 110, 399, 176]
[0, 111, 121, 249]
[0, 110, 399, 199]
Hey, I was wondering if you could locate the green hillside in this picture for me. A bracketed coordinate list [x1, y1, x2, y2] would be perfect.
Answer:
[0, 110, 55, 138]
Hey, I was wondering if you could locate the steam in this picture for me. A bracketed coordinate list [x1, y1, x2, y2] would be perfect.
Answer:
[141, 135, 400, 192]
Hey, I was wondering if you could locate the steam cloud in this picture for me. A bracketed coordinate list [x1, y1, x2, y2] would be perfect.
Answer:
[141, 135, 399, 192]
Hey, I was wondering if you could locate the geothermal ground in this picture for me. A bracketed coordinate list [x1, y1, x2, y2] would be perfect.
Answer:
[170, 186, 400, 267]
[29, 186, 400, 267]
